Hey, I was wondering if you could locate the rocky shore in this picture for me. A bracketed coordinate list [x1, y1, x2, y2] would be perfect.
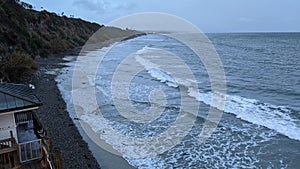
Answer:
[31, 47, 101, 169]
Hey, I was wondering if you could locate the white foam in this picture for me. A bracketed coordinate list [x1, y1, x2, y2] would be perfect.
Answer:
[168, 79, 300, 141]
[44, 68, 61, 75]
[126, 123, 274, 169]
[155, 74, 300, 141]
[135, 47, 200, 92]
[223, 94, 300, 141]
[193, 90, 300, 141]
[136, 46, 158, 55]
[135, 47, 300, 141]
[148, 69, 178, 88]
[55, 42, 299, 169]
[62, 55, 77, 61]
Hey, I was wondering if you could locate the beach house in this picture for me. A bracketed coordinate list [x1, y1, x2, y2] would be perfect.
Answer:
[0, 83, 55, 169]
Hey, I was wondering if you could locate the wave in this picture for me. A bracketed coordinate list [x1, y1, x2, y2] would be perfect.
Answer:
[147, 69, 178, 88]
[136, 46, 300, 141]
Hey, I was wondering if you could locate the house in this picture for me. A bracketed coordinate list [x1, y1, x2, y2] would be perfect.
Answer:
[0, 83, 56, 169]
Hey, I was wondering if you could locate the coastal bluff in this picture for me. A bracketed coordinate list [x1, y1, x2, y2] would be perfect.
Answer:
[0, 0, 142, 82]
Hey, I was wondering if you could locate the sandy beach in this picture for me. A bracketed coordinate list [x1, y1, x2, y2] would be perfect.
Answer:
[31, 46, 135, 169]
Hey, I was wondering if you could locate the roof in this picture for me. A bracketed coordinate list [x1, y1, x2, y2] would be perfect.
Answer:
[0, 83, 42, 113]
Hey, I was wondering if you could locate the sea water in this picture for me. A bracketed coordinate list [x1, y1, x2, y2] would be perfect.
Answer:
[56, 33, 300, 168]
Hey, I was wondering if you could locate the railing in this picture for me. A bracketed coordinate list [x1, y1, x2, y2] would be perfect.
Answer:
[0, 137, 16, 149]
[32, 112, 44, 134]
[15, 111, 33, 124]
[15, 111, 44, 138]
[19, 139, 42, 163]
[0, 151, 16, 169]
[0, 132, 19, 168]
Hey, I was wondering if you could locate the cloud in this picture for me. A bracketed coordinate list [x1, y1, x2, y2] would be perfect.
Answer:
[73, 0, 136, 14]
[73, 0, 106, 12]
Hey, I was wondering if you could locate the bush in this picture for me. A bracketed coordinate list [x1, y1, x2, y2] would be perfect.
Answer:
[0, 51, 36, 82]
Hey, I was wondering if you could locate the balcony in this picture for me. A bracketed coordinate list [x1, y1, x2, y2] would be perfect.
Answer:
[15, 111, 44, 163]
[0, 132, 19, 169]
[0, 111, 45, 168]
[0, 83, 57, 169]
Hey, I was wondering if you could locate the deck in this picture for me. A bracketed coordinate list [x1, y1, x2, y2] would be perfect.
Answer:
[0, 83, 58, 169]
[15, 112, 42, 163]
[17, 121, 38, 143]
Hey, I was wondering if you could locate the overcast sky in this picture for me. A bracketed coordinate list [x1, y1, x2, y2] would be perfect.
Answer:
[23, 0, 300, 33]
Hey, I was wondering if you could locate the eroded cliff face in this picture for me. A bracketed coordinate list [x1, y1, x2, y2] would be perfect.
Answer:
[0, 0, 102, 59]
[0, 0, 102, 82]
[0, 0, 144, 82]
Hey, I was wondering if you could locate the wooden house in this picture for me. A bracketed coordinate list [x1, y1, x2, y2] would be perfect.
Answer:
[0, 83, 56, 169]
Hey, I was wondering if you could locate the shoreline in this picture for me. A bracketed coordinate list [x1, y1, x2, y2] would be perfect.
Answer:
[32, 55, 101, 168]
[31, 41, 137, 168]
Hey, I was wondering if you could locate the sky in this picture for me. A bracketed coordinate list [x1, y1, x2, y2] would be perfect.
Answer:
[23, 0, 300, 33]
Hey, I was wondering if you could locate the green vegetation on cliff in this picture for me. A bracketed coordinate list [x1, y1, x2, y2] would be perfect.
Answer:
[0, 0, 102, 58]
[0, 0, 101, 82]
[0, 0, 143, 82]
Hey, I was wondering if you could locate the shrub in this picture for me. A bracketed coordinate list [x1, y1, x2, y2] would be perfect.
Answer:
[0, 51, 36, 82]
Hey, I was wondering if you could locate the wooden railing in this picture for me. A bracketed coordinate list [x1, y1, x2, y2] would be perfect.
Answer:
[32, 112, 44, 134]
[15, 111, 33, 124]
[0, 131, 19, 169]
[19, 139, 42, 163]
[1, 112, 59, 168]
[0, 151, 17, 169]
[0, 138, 16, 149]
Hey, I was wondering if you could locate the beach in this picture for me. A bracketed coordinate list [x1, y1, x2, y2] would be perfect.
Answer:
[53, 33, 300, 168]
[29, 32, 300, 168]
[31, 46, 135, 169]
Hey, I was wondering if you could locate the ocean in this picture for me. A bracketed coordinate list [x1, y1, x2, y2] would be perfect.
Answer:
[56, 32, 300, 168]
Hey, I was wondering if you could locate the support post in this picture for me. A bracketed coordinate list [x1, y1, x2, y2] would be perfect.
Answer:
[10, 130, 13, 138]
[54, 149, 62, 169]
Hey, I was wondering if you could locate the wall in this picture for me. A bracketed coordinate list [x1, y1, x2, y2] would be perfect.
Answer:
[0, 113, 18, 142]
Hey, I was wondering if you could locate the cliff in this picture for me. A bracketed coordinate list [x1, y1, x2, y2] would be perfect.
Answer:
[0, 0, 142, 82]
[0, 0, 101, 58]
